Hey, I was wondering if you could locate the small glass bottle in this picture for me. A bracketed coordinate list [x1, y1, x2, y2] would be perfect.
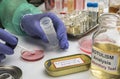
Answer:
[67, 0, 75, 13]
[54, 0, 62, 14]
[91, 3, 98, 27]
[87, 2, 93, 29]
[91, 13, 120, 79]
[40, 17, 59, 48]
[75, 0, 85, 11]
[44, 0, 55, 11]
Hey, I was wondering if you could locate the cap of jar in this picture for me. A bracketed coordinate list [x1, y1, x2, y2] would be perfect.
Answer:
[87, 2, 93, 7]
[92, 3, 98, 7]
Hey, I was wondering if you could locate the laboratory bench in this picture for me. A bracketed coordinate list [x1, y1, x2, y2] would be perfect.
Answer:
[0, 2, 109, 79]
[0, 35, 93, 79]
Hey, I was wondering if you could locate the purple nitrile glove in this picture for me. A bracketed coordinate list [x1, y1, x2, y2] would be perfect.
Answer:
[0, 28, 18, 61]
[21, 12, 69, 49]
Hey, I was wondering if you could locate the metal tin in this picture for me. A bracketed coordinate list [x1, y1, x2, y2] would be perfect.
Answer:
[0, 66, 22, 79]
[44, 54, 91, 77]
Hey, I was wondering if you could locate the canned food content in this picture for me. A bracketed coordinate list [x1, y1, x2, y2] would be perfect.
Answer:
[44, 54, 91, 77]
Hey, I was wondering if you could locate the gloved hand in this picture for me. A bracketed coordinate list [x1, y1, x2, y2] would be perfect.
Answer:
[21, 12, 69, 49]
[0, 28, 18, 61]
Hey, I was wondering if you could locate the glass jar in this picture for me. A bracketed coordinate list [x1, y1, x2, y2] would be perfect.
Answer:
[45, 0, 55, 11]
[91, 13, 120, 79]
[109, 0, 120, 13]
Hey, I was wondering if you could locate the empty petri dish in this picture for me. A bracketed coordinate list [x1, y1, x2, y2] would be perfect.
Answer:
[79, 36, 92, 54]
[21, 50, 44, 61]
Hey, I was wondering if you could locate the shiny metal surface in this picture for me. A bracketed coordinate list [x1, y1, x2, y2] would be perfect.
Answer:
[0, 66, 22, 79]
[45, 54, 91, 77]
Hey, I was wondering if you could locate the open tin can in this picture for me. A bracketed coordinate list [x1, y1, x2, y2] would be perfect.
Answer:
[44, 54, 91, 77]
[0, 66, 22, 79]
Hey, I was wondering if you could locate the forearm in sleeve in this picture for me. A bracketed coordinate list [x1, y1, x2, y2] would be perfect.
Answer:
[0, 0, 42, 35]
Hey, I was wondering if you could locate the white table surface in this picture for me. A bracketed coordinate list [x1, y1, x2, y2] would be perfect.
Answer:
[0, 2, 107, 79]
[0, 35, 93, 79]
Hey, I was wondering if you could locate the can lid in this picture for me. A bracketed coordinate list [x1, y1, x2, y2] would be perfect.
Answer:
[0, 66, 22, 79]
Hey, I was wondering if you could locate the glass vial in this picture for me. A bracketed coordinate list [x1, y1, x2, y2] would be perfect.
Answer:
[52, 0, 63, 14]
[91, 13, 120, 79]
[75, 0, 85, 11]
[67, 0, 75, 13]
[91, 3, 98, 27]
[45, 0, 55, 11]
[40, 17, 59, 48]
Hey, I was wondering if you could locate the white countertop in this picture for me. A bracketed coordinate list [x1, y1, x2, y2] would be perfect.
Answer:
[0, 35, 93, 79]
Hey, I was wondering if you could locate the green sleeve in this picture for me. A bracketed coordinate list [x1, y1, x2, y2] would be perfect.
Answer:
[0, 0, 42, 35]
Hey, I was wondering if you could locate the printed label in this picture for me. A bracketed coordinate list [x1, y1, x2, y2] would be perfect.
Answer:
[92, 48, 118, 72]
[54, 58, 84, 68]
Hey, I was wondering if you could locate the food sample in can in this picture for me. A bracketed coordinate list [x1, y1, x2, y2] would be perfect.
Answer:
[44, 54, 91, 77]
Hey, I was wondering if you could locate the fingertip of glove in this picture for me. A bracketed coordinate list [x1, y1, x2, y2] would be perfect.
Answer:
[3, 48, 14, 55]
[6, 37, 18, 49]
[60, 42, 69, 50]
[0, 54, 6, 61]
[7, 49, 14, 55]
[0, 44, 14, 55]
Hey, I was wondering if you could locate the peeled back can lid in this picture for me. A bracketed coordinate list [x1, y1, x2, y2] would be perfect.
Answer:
[0, 66, 22, 79]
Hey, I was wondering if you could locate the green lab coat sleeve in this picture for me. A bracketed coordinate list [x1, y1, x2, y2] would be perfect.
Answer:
[0, 0, 42, 35]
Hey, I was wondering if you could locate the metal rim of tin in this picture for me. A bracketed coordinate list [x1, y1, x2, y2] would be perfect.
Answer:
[0, 66, 22, 79]
[44, 54, 91, 76]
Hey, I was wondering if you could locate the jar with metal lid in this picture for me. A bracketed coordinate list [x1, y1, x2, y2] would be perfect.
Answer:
[91, 13, 120, 79]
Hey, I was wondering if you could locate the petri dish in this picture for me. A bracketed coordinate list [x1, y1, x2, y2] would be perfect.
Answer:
[79, 35, 116, 54]
[79, 36, 92, 54]
[21, 50, 44, 61]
